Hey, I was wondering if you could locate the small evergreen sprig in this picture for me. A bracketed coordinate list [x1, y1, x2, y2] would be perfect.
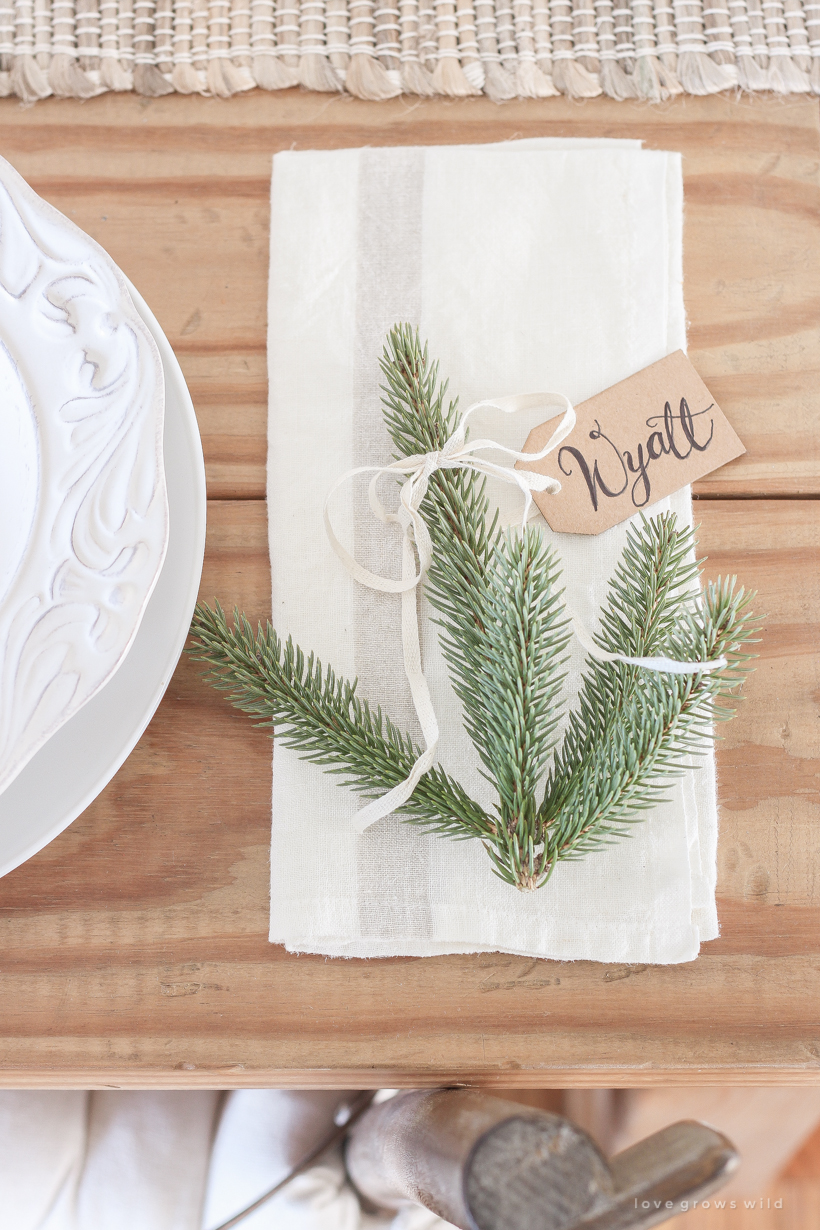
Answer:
[190, 604, 495, 841]
[189, 325, 760, 891]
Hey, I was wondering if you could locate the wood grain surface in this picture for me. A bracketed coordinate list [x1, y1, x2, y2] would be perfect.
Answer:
[2, 90, 818, 502]
[0, 91, 818, 1086]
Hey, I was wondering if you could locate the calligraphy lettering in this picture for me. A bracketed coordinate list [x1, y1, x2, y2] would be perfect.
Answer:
[558, 398, 716, 513]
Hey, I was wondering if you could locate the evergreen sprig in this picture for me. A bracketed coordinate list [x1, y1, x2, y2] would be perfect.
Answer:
[192, 604, 495, 840]
[189, 325, 760, 891]
[538, 530, 757, 883]
[378, 325, 572, 886]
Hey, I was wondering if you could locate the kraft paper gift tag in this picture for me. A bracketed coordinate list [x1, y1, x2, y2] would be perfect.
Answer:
[518, 350, 745, 535]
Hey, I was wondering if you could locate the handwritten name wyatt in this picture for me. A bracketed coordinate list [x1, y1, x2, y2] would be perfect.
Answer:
[518, 351, 745, 536]
[557, 398, 715, 512]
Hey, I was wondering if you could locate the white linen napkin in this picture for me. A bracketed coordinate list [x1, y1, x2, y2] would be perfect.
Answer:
[267, 139, 719, 964]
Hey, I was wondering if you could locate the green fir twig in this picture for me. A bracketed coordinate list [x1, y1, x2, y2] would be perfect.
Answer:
[189, 325, 761, 892]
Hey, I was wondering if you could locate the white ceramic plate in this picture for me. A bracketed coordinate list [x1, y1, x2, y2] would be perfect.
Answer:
[0, 159, 169, 796]
[0, 281, 206, 879]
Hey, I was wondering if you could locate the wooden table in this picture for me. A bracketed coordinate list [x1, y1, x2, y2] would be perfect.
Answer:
[0, 91, 818, 1088]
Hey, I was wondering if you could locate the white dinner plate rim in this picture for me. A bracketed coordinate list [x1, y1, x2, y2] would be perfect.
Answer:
[0, 160, 171, 797]
[0, 279, 206, 879]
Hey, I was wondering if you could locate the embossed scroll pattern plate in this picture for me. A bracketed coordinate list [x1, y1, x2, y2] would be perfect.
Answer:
[0, 282, 206, 879]
[0, 158, 168, 798]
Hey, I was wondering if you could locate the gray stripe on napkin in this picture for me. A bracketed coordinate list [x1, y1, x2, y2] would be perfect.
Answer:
[352, 147, 433, 941]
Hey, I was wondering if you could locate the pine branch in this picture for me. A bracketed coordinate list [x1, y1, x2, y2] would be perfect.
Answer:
[380, 332, 760, 888]
[379, 324, 499, 623]
[537, 514, 760, 882]
[379, 324, 572, 887]
[443, 532, 567, 823]
[190, 326, 761, 894]
[188, 602, 495, 841]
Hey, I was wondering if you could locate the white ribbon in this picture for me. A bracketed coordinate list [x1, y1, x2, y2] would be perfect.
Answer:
[324, 393, 726, 833]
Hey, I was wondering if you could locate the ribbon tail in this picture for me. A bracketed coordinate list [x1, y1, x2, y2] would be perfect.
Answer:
[353, 527, 440, 833]
[352, 745, 438, 835]
[324, 465, 428, 595]
[568, 601, 728, 675]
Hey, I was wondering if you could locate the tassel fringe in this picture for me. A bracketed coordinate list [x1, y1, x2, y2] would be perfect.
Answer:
[4, 0, 820, 100]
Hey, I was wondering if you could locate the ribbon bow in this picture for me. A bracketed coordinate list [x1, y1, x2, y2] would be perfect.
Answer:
[324, 393, 724, 834]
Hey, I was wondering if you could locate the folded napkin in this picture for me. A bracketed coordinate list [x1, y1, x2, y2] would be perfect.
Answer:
[267, 139, 718, 964]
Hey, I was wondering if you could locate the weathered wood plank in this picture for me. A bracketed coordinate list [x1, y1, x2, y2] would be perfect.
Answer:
[0, 496, 816, 1084]
[0, 91, 816, 500]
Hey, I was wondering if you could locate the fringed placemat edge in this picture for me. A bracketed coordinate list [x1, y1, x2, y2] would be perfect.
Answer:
[4, 0, 818, 102]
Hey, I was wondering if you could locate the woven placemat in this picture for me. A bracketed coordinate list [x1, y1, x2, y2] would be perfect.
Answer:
[5, 0, 817, 103]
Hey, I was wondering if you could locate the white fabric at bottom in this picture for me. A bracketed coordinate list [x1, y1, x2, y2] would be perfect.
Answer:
[201, 1090, 453, 1230]
[0, 1091, 86, 1229]
[0, 1090, 451, 1230]
[267, 138, 719, 964]
[71, 1091, 220, 1230]
[0, 1090, 220, 1230]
